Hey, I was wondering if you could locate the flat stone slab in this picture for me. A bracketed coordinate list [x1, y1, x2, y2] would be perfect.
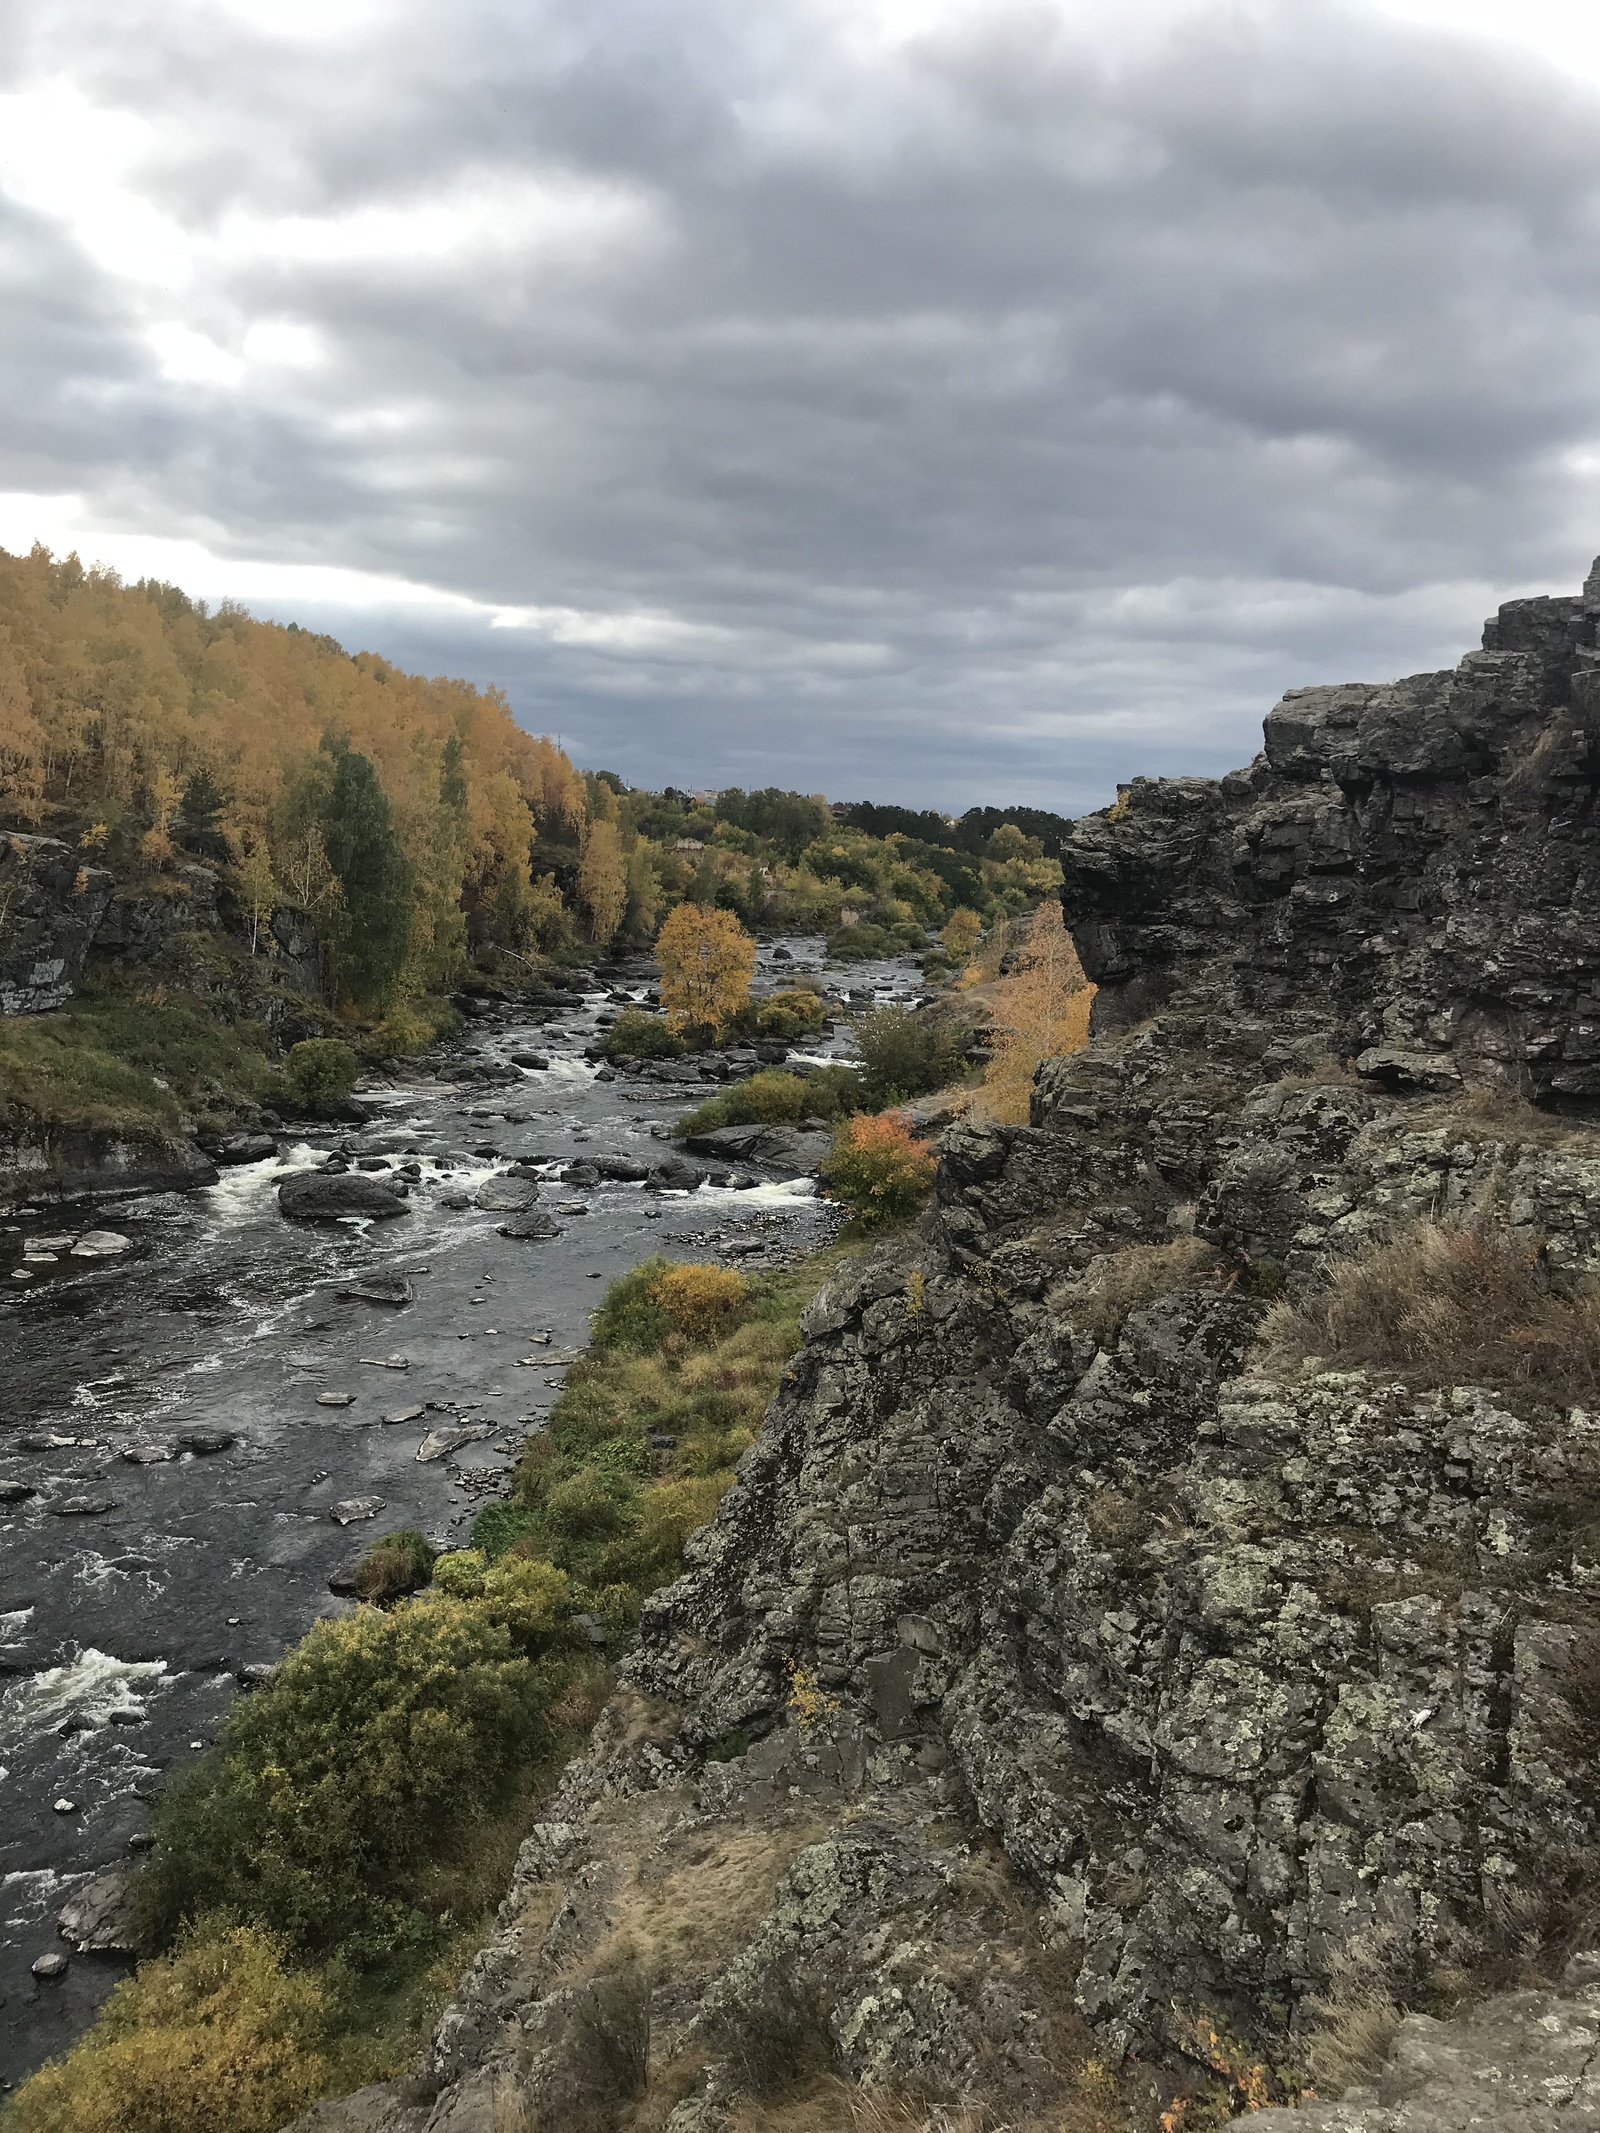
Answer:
[48, 1494, 117, 1516]
[70, 1231, 132, 1257]
[316, 1392, 357, 1407]
[339, 1275, 415, 1306]
[57, 1865, 135, 1952]
[329, 1496, 386, 1524]
[382, 1404, 427, 1426]
[416, 1424, 492, 1463]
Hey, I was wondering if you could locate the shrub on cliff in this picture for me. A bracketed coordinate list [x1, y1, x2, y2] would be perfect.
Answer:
[821, 1112, 936, 1230]
[1258, 1218, 1600, 1404]
[849, 1002, 967, 1106]
[5, 1921, 331, 2133]
[283, 1038, 359, 1115]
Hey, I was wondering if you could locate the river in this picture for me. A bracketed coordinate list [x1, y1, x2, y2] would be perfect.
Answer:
[0, 939, 924, 2089]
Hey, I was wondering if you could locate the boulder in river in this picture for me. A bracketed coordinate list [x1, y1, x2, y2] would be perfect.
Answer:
[646, 1156, 704, 1191]
[681, 1122, 832, 1175]
[278, 1172, 410, 1222]
[509, 1051, 550, 1069]
[416, 1423, 491, 1462]
[69, 1231, 132, 1257]
[474, 1172, 543, 1213]
[122, 1441, 177, 1465]
[57, 1866, 135, 1952]
[498, 1213, 561, 1240]
[210, 1133, 277, 1165]
[592, 1156, 650, 1182]
[0, 1479, 37, 1503]
[31, 1951, 69, 1979]
[329, 1496, 385, 1524]
[339, 1274, 415, 1306]
[48, 1494, 117, 1516]
[177, 1428, 237, 1454]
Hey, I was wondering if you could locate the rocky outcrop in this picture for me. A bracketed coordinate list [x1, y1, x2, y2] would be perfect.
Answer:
[1250, 1951, 1600, 2129]
[0, 832, 114, 1012]
[0, 1119, 218, 1205]
[1063, 568, 1600, 1099]
[299, 562, 1600, 2132]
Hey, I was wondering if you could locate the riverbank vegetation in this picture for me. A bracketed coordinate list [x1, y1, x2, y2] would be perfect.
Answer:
[2, 1247, 860, 2133]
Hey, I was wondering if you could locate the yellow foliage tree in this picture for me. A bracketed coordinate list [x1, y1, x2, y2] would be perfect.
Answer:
[981, 900, 1095, 1123]
[236, 833, 278, 955]
[578, 817, 627, 946]
[941, 907, 983, 965]
[0, 626, 46, 821]
[655, 903, 755, 1036]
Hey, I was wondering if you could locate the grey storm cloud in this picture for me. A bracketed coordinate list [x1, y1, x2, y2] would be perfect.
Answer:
[5, 0, 1600, 807]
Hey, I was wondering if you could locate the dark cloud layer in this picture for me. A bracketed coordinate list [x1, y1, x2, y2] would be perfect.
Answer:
[5, 0, 1600, 806]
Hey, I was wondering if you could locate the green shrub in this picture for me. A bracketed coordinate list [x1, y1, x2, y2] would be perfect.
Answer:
[284, 1038, 360, 1114]
[598, 1009, 683, 1061]
[133, 1597, 553, 1962]
[825, 921, 895, 961]
[722, 989, 828, 1044]
[821, 1112, 937, 1230]
[4, 1921, 332, 2133]
[674, 1065, 860, 1139]
[353, 1529, 438, 1603]
[588, 1257, 678, 1352]
[850, 1003, 966, 1105]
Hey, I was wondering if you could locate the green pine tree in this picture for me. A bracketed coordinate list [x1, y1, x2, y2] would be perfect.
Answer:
[319, 740, 414, 1008]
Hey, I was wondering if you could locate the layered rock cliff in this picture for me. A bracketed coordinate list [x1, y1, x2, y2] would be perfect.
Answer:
[300, 566, 1600, 2132]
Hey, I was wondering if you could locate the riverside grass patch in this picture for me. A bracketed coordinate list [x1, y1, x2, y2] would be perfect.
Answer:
[473, 1247, 863, 1603]
[5, 1247, 859, 2133]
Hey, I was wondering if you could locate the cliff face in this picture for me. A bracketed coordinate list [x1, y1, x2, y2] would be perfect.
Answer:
[306, 567, 1600, 2133]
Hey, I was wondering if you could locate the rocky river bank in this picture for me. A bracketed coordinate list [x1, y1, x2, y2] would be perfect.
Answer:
[0, 939, 925, 2091]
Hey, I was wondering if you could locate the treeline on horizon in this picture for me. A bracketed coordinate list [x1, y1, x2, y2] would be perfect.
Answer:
[0, 544, 1069, 1024]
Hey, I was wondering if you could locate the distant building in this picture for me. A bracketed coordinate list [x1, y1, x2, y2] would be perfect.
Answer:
[674, 838, 705, 853]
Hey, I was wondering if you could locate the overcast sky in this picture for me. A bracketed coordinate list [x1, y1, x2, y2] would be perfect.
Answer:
[5, 0, 1600, 809]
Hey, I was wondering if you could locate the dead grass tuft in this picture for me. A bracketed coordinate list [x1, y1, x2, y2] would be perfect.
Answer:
[1301, 1943, 1404, 2100]
[1256, 1219, 1600, 1405]
[1052, 1237, 1224, 1347]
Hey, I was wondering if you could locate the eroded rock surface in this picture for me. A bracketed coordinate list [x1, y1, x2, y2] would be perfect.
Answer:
[293, 562, 1600, 2130]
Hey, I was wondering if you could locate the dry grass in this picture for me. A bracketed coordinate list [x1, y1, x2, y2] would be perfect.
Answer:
[721, 2069, 1137, 2133]
[1256, 1220, 1600, 1404]
[1051, 1238, 1223, 1347]
[1300, 1941, 1405, 2099]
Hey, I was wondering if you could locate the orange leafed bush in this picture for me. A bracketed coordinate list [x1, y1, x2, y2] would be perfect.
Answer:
[822, 1112, 936, 1230]
[646, 1261, 751, 1344]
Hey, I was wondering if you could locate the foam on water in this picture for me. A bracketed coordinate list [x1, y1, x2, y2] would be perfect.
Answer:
[2, 1869, 74, 1927]
[199, 1142, 332, 1238]
[0, 1607, 35, 1645]
[0, 1648, 169, 1746]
